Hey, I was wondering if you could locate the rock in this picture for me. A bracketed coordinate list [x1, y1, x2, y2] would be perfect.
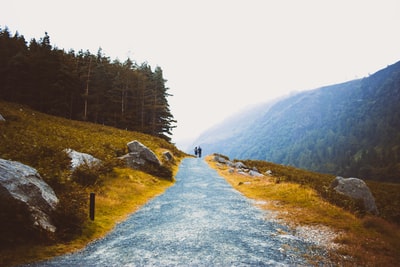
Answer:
[234, 161, 247, 169]
[64, 148, 101, 170]
[266, 170, 273, 176]
[0, 114, 5, 121]
[226, 161, 234, 167]
[162, 151, 174, 162]
[0, 158, 59, 233]
[212, 154, 234, 167]
[249, 170, 264, 177]
[120, 140, 161, 168]
[213, 155, 227, 164]
[332, 176, 379, 215]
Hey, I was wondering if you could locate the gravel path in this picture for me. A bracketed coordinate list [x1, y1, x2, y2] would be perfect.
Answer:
[25, 158, 331, 266]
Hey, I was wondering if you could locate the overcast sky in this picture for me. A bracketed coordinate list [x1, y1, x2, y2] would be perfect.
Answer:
[2, 0, 400, 149]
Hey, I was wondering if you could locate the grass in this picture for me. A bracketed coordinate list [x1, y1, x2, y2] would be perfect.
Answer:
[206, 154, 400, 266]
[1, 169, 174, 266]
[0, 101, 185, 266]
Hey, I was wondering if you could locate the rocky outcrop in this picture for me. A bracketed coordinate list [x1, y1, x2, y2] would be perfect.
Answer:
[213, 154, 263, 177]
[332, 176, 379, 215]
[120, 140, 161, 168]
[0, 158, 59, 233]
[64, 148, 101, 170]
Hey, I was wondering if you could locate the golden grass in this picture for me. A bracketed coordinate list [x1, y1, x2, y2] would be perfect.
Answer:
[206, 155, 400, 266]
[1, 168, 175, 267]
[0, 101, 185, 266]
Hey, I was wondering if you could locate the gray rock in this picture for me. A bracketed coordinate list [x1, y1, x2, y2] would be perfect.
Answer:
[212, 155, 234, 167]
[65, 148, 101, 170]
[234, 161, 247, 169]
[213, 155, 227, 164]
[266, 170, 273, 176]
[0, 158, 59, 232]
[162, 151, 174, 162]
[226, 161, 234, 167]
[332, 176, 379, 215]
[121, 140, 161, 168]
[249, 170, 264, 177]
[0, 114, 5, 121]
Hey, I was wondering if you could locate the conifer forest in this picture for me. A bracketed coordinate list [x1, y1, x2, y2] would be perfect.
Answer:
[0, 28, 176, 141]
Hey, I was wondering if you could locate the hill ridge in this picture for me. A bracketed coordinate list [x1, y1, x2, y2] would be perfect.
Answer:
[194, 60, 400, 182]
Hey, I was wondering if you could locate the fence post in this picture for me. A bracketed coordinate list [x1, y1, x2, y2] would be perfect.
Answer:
[90, 192, 95, 221]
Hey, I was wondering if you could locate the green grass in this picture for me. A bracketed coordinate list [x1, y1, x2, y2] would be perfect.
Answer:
[0, 101, 185, 266]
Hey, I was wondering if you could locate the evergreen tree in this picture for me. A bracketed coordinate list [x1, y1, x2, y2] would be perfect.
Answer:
[0, 28, 177, 141]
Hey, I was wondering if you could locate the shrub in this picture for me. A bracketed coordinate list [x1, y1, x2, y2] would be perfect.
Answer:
[70, 158, 119, 187]
[141, 163, 173, 181]
[52, 183, 88, 241]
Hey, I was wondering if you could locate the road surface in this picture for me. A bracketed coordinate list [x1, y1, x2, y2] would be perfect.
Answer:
[26, 158, 328, 266]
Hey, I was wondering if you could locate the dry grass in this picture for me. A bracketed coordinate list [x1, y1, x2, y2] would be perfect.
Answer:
[0, 101, 185, 266]
[206, 155, 400, 266]
[1, 168, 175, 267]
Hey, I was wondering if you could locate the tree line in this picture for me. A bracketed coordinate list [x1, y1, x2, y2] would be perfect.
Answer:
[0, 27, 176, 141]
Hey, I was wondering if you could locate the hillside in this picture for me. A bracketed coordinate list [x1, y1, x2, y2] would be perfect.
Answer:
[195, 60, 400, 182]
[206, 154, 400, 266]
[0, 28, 176, 141]
[0, 101, 185, 266]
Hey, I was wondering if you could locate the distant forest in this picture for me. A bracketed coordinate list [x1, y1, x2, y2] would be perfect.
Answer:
[0, 27, 176, 141]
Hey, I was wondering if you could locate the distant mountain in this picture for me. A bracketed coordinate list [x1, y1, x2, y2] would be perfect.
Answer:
[194, 61, 400, 182]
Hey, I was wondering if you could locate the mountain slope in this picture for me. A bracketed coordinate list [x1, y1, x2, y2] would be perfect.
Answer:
[195, 61, 400, 182]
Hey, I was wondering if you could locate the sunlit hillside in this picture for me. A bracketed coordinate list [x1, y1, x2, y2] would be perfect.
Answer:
[0, 101, 185, 266]
[207, 154, 400, 266]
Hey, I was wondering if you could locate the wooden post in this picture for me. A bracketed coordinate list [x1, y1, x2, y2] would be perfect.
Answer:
[89, 192, 95, 221]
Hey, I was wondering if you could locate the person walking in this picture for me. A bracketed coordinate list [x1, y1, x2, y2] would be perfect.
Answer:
[197, 146, 202, 158]
[194, 147, 198, 157]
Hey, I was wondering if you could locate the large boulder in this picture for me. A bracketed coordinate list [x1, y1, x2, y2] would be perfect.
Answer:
[332, 176, 379, 215]
[0, 159, 59, 233]
[120, 140, 161, 168]
[64, 148, 101, 170]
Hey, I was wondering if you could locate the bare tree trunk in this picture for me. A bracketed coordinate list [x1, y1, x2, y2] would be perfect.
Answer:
[84, 57, 92, 121]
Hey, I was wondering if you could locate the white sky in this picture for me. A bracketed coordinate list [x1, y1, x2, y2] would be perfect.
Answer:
[1, 0, 400, 149]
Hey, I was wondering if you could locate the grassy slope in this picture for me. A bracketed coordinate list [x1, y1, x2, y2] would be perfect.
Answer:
[0, 101, 185, 266]
[206, 155, 400, 267]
